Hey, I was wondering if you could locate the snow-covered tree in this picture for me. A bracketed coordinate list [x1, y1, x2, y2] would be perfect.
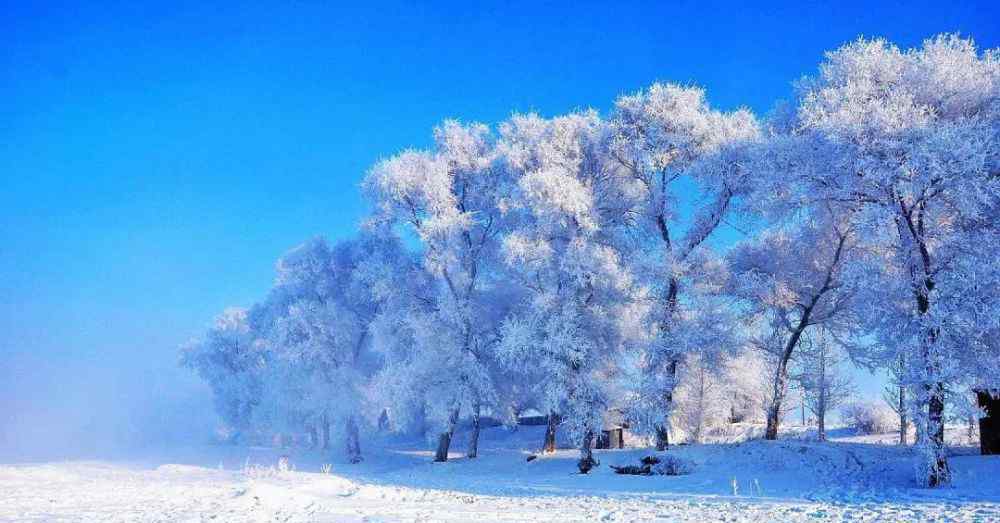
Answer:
[768, 34, 1000, 485]
[608, 83, 760, 450]
[247, 232, 411, 462]
[180, 308, 263, 441]
[671, 353, 727, 443]
[727, 208, 859, 440]
[796, 330, 855, 441]
[720, 349, 769, 425]
[494, 110, 647, 473]
[881, 355, 910, 445]
[180, 33, 999, 488]
[363, 120, 517, 461]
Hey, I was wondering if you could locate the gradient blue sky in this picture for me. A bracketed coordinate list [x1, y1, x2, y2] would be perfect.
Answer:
[2, 1, 999, 453]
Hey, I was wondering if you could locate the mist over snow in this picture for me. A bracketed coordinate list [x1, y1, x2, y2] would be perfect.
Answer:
[0, 347, 216, 462]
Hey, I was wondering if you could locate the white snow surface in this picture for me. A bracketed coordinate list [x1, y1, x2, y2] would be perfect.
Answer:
[2, 425, 998, 522]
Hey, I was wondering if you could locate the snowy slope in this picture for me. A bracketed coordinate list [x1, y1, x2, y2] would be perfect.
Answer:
[1, 425, 998, 522]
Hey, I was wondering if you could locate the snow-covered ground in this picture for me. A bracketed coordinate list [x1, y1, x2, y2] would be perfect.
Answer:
[2, 425, 998, 522]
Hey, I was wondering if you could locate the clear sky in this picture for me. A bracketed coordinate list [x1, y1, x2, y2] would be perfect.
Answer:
[2, 1, 998, 456]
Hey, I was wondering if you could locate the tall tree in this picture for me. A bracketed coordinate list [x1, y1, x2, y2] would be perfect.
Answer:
[608, 83, 759, 449]
[769, 35, 1000, 485]
[180, 308, 263, 442]
[728, 211, 858, 440]
[882, 355, 910, 445]
[363, 120, 514, 462]
[495, 110, 644, 473]
[250, 233, 410, 463]
[796, 330, 855, 441]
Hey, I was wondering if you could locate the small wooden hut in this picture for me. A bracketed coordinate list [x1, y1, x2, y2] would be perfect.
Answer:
[976, 389, 1000, 455]
[596, 427, 625, 449]
[595, 409, 627, 450]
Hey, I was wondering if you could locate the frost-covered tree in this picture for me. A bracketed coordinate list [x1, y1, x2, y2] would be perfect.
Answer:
[671, 353, 727, 443]
[608, 83, 759, 450]
[180, 34, 1000, 487]
[769, 35, 1000, 485]
[247, 232, 410, 463]
[728, 209, 859, 440]
[180, 308, 263, 441]
[720, 349, 769, 425]
[796, 330, 855, 441]
[495, 110, 645, 473]
[363, 120, 516, 462]
[881, 355, 910, 445]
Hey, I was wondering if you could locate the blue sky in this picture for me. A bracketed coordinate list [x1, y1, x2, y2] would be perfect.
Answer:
[2, 1, 999, 452]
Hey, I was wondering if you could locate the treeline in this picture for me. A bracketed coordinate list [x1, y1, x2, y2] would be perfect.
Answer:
[182, 34, 1000, 487]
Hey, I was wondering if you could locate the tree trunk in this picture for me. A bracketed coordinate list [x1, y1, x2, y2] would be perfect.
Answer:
[926, 383, 951, 486]
[899, 385, 908, 446]
[406, 402, 429, 437]
[577, 430, 598, 474]
[765, 320, 813, 440]
[916, 282, 949, 485]
[765, 401, 782, 441]
[345, 415, 362, 464]
[655, 425, 671, 451]
[433, 408, 460, 462]
[543, 412, 559, 453]
[466, 403, 481, 459]
[321, 413, 331, 450]
[915, 406, 926, 445]
[765, 359, 790, 440]
[816, 376, 827, 441]
[655, 359, 677, 451]
[309, 425, 319, 449]
[899, 206, 949, 486]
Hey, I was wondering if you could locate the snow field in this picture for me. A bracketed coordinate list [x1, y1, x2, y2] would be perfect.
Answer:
[2, 425, 998, 522]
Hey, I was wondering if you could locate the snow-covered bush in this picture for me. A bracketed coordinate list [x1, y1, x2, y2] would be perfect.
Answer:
[610, 454, 694, 476]
[652, 454, 694, 476]
[243, 463, 282, 479]
[841, 402, 896, 435]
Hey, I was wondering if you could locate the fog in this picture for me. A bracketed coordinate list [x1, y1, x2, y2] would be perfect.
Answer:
[0, 347, 216, 463]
